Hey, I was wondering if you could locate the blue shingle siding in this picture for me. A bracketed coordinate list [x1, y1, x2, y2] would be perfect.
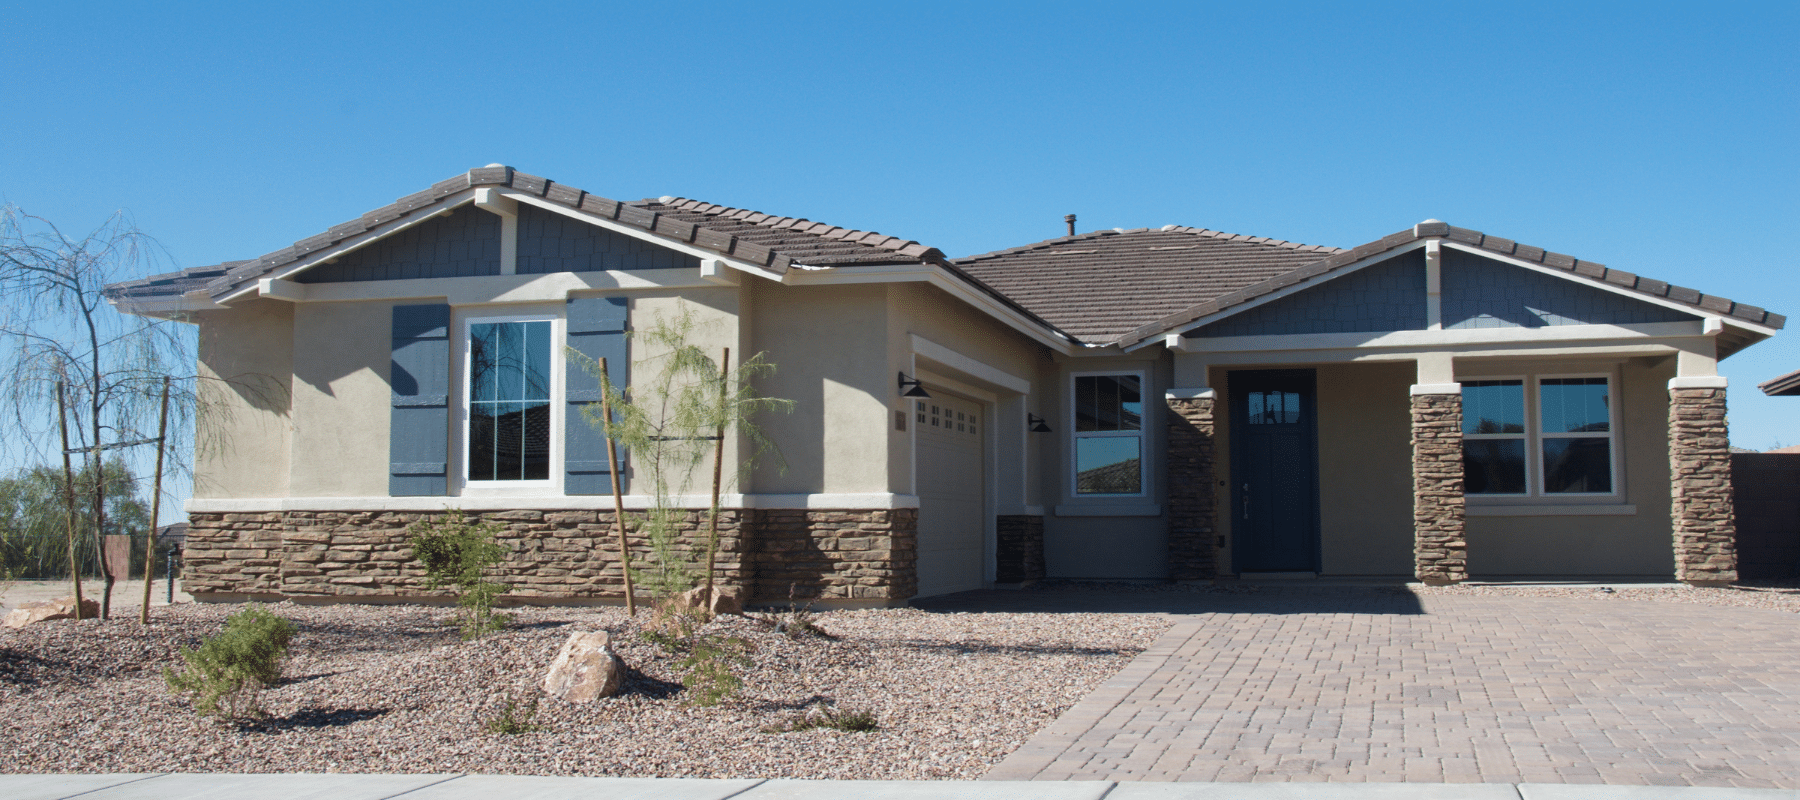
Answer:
[1441, 249, 1698, 329]
[517, 205, 699, 274]
[1191, 250, 1428, 338]
[298, 209, 501, 283]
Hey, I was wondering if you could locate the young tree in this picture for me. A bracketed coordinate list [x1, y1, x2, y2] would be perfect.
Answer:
[569, 305, 792, 610]
[0, 205, 199, 619]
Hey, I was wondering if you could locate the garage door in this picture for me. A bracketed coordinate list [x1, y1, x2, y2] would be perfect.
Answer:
[914, 392, 986, 597]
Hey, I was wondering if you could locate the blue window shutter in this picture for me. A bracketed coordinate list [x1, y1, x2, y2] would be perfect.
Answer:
[390, 304, 450, 496]
[565, 296, 628, 495]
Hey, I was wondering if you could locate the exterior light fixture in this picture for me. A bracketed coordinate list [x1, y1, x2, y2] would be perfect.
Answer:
[1028, 413, 1052, 433]
[898, 372, 931, 399]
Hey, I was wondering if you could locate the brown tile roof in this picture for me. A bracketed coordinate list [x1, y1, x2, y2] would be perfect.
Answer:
[640, 197, 942, 266]
[1113, 220, 1787, 348]
[952, 226, 1343, 344]
[1760, 368, 1800, 396]
[112, 166, 946, 302]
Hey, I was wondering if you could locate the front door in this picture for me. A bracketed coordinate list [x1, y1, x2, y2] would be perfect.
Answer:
[1229, 369, 1320, 573]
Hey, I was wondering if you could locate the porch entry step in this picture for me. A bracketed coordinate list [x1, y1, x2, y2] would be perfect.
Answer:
[1237, 572, 1318, 580]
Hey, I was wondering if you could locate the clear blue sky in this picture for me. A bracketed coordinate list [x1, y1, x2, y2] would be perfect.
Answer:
[3, 2, 1795, 522]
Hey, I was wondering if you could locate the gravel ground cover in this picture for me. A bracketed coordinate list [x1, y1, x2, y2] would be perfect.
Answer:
[0, 602, 1168, 779]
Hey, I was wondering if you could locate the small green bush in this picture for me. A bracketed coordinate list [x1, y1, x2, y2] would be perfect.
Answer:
[482, 694, 543, 735]
[408, 509, 512, 639]
[164, 605, 296, 719]
[642, 601, 751, 707]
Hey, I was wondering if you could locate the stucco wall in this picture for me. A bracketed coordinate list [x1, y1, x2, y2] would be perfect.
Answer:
[286, 301, 394, 497]
[747, 281, 891, 495]
[193, 300, 294, 499]
[1315, 362, 1416, 576]
[1461, 355, 1677, 577]
[622, 288, 744, 497]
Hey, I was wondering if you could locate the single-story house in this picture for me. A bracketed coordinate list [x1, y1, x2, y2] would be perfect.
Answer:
[107, 165, 1783, 605]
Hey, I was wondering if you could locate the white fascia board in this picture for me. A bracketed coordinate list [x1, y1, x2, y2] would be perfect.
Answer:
[1436, 241, 1779, 338]
[1121, 239, 1433, 353]
[699, 258, 740, 286]
[263, 268, 714, 306]
[1184, 320, 1708, 354]
[1190, 341, 1683, 367]
[187, 493, 920, 512]
[911, 334, 1033, 394]
[786, 263, 1078, 354]
[215, 193, 480, 304]
[109, 292, 223, 317]
[502, 191, 787, 283]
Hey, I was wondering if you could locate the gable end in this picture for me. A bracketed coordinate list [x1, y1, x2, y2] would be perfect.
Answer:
[1442, 248, 1699, 329]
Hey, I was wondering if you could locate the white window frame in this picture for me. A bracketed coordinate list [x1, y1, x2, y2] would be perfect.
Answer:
[1068, 369, 1149, 499]
[458, 311, 564, 495]
[1463, 368, 1622, 504]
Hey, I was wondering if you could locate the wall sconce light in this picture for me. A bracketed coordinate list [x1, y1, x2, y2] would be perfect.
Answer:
[1028, 413, 1052, 433]
[898, 372, 931, 398]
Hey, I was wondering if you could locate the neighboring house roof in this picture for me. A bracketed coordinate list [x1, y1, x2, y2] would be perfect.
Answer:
[105, 166, 948, 303]
[1760, 369, 1800, 396]
[952, 227, 1342, 345]
[1112, 220, 1784, 349]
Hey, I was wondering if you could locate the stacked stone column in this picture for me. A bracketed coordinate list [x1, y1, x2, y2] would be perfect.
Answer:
[1668, 382, 1736, 585]
[1411, 390, 1467, 584]
[1166, 392, 1220, 580]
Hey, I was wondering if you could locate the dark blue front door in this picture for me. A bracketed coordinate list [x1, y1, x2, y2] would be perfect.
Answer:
[1229, 369, 1320, 573]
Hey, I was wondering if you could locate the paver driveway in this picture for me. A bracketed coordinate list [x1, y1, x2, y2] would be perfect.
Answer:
[920, 588, 1800, 788]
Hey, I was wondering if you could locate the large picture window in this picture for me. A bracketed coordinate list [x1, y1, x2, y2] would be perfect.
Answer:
[1463, 374, 1614, 497]
[466, 318, 553, 483]
[1073, 373, 1144, 495]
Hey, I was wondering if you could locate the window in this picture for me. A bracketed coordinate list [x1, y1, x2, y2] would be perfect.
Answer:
[466, 317, 554, 484]
[1462, 374, 1614, 497]
[1073, 373, 1144, 495]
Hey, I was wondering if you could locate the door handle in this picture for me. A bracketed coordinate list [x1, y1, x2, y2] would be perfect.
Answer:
[1242, 483, 1250, 520]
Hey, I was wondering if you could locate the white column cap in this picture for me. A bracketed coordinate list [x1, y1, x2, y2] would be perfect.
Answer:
[1410, 383, 1463, 396]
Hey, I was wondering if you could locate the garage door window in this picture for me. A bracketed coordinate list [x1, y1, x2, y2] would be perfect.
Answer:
[1073, 372, 1144, 496]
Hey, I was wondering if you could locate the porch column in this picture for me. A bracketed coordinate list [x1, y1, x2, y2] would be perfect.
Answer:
[1669, 376, 1736, 585]
[1411, 354, 1466, 584]
[1166, 388, 1220, 580]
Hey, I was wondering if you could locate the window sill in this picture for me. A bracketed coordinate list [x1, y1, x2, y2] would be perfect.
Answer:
[1466, 504, 1636, 517]
[1054, 503, 1162, 517]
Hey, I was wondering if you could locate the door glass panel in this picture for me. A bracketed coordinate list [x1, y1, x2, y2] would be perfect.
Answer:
[1540, 378, 1609, 433]
[1075, 437, 1141, 494]
[1463, 380, 1524, 434]
[1247, 390, 1301, 425]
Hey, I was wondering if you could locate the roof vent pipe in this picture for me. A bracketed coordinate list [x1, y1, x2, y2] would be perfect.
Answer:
[1064, 214, 1076, 236]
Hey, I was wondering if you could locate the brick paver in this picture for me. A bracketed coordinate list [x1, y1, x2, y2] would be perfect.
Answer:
[945, 589, 1800, 788]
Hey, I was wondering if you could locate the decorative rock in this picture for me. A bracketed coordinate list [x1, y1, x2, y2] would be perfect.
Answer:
[3, 596, 101, 629]
[541, 630, 624, 702]
[673, 585, 744, 616]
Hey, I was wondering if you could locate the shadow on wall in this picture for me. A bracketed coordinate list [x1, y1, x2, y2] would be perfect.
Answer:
[911, 584, 1427, 615]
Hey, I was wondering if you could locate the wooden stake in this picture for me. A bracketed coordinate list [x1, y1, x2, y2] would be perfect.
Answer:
[599, 357, 636, 616]
[57, 382, 84, 620]
[140, 377, 170, 624]
[703, 348, 729, 609]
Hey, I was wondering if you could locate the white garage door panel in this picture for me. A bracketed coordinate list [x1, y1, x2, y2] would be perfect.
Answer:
[915, 394, 985, 597]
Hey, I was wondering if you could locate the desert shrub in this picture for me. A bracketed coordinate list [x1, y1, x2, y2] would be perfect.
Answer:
[755, 591, 832, 640]
[164, 605, 296, 719]
[482, 694, 543, 735]
[763, 703, 880, 733]
[642, 601, 751, 707]
[408, 509, 512, 639]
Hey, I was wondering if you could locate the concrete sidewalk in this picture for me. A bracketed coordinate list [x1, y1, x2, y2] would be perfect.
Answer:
[5, 774, 1796, 799]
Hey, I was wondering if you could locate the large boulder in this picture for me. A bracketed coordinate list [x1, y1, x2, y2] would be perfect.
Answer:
[542, 630, 625, 702]
[3, 596, 101, 629]
[672, 585, 744, 617]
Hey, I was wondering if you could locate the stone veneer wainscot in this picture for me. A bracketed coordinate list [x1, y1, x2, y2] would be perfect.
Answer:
[1411, 392, 1468, 584]
[1669, 386, 1737, 584]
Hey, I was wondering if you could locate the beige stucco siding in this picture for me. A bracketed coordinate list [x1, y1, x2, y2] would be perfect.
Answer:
[288, 301, 393, 496]
[1315, 362, 1416, 575]
[193, 300, 293, 499]
[1462, 356, 1676, 577]
[748, 281, 891, 495]
[622, 289, 744, 497]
